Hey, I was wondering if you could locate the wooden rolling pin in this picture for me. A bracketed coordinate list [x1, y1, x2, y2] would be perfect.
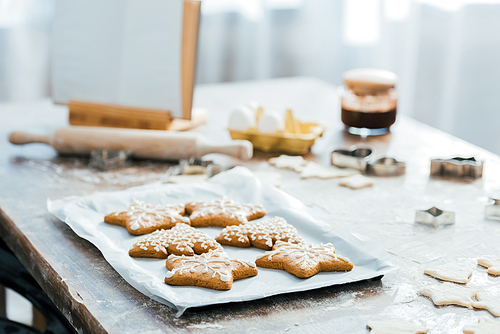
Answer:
[9, 126, 253, 160]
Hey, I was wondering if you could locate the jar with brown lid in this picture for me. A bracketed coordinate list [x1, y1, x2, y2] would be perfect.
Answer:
[340, 68, 398, 136]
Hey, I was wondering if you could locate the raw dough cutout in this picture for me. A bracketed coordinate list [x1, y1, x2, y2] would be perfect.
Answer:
[477, 258, 500, 276]
[472, 292, 500, 317]
[367, 318, 429, 334]
[300, 161, 359, 179]
[419, 282, 478, 308]
[424, 262, 474, 284]
[463, 317, 500, 334]
[338, 174, 374, 189]
[268, 155, 308, 172]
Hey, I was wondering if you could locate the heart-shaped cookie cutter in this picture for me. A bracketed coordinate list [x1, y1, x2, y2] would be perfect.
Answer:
[430, 156, 483, 179]
[415, 207, 455, 227]
[331, 147, 374, 171]
[366, 157, 406, 176]
[485, 197, 500, 221]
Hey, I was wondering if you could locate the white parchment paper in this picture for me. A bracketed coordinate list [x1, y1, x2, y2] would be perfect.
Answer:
[47, 167, 395, 316]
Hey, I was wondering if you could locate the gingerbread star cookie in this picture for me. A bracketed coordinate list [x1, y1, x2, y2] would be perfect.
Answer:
[255, 241, 354, 278]
[367, 318, 429, 334]
[129, 224, 220, 259]
[424, 262, 474, 284]
[104, 201, 190, 235]
[185, 197, 266, 227]
[164, 249, 258, 290]
[215, 216, 303, 250]
[419, 282, 478, 308]
[268, 155, 308, 172]
[477, 258, 500, 276]
[463, 317, 500, 334]
[472, 292, 500, 317]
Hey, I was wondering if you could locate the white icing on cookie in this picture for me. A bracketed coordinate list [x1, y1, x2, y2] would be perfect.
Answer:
[166, 250, 255, 282]
[300, 162, 359, 179]
[218, 216, 302, 248]
[188, 197, 263, 223]
[367, 318, 429, 334]
[463, 317, 500, 334]
[423, 262, 474, 284]
[472, 292, 500, 317]
[123, 201, 189, 230]
[477, 258, 500, 276]
[268, 155, 308, 172]
[419, 282, 478, 308]
[132, 224, 219, 255]
[338, 174, 374, 189]
[257, 241, 349, 270]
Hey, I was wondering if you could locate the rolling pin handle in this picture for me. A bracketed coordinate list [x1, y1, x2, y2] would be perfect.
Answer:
[8, 131, 51, 145]
[198, 139, 253, 160]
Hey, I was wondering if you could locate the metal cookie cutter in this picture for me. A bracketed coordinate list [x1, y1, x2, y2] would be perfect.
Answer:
[430, 156, 483, 179]
[179, 158, 221, 177]
[366, 157, 406, 176]
[485, 197, 500, 221]
[331, 147, 374, 171]
[415, 207, 455, 227]
[89, 149, 132, 170]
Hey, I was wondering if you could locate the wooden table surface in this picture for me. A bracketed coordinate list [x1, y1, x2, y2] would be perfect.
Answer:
[1, 77, 500, 334]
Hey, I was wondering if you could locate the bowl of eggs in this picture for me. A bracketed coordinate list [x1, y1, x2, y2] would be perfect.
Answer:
[228, 102, 325, 154]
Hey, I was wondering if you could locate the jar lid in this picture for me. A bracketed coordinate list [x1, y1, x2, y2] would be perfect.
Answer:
[343, 68, 398, 95]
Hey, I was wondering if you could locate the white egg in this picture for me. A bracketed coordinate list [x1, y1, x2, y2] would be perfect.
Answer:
[245, 101, 261, 113]
[228, 105, 256, 131]
[258, 111, 284, 134]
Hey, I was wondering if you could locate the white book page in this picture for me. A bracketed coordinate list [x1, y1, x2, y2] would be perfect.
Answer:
[51, 0, 183, 117]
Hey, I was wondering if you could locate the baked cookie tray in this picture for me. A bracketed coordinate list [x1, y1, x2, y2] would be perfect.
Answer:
[48, 167, 395, 317]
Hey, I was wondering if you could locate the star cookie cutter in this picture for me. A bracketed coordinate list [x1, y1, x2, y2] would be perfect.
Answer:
[415, 207, 455, 227]
[89, 149, 132, 170]
[430, 156, 483, 179]
[366, 157, 406, 176]
[331, 147, 374, 171]
[485, 197, 500, 221]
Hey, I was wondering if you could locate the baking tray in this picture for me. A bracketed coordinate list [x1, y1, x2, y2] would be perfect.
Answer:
[47, 167, 395, 316]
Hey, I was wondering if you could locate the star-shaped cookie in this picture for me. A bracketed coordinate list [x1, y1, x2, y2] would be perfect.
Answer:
[424, 262, 474, 284]
[164, 249, 258, 290]
[300, 161, 359, 179]
[338, 174, 374, 189]
[477, 258, 500, 276]
[255, 241, 354, 278]
[472, 292, 500, 317]
[463, 317, 500, 334]
[129, 223, 220, 259]
[104, 201, 190, 235]
[185, 197, 266, 227]
[419, 282, 478, 308]
[367, 318, 429, 334]
[268, 155, 308, 172]
[215, 216, 303, 250]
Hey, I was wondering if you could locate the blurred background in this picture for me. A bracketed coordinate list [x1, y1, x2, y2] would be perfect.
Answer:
[1, 0, 500, 154]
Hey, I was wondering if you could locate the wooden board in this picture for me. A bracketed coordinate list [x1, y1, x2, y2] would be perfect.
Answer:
[1, 78, 500, 333]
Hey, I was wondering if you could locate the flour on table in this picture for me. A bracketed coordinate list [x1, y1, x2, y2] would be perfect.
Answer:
[477, 258, 500, 276]
[423, 262, 474, 284]
[463, 317, 500, 334]
[472, 292, 500, 317]
[268, 155, 308, 172]
[419, 282, 478, 308]
[300, 161, 359, 179]
[367, 318, 429, 334]
[338, 174, 374, 189]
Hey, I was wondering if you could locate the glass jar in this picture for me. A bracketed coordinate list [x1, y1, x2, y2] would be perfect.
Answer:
[340, 68, 398, 136]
